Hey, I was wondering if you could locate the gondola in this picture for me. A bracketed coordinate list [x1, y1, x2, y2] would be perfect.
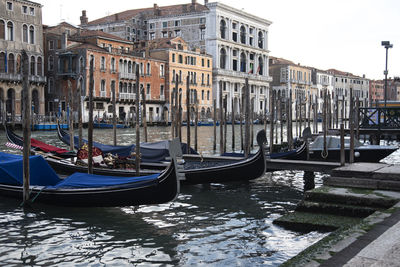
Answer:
[181, 129, 267, 184]
[57, 123, 197, 161]
[0, 152, 179, 207]
[6, 126, 268, 184]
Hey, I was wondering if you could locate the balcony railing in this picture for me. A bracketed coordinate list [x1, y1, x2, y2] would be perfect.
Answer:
[0, 73, 47, 83]
[119, 72, 136, 80]
[214, 69, 272, 82]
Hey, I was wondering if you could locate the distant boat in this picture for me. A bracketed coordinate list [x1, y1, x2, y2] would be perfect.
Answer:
[292, 135, 398, 162]
[0, 152, 179, 207]
[33, 123, 68, 131]
[93, 122, 128, 129]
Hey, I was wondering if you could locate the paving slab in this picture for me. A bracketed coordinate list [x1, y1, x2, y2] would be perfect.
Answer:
[331, 163, 388, 178]
[373, 164, 400, 181]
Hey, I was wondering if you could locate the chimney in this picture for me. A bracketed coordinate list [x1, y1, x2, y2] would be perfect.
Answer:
[61, 32, 68, 50]
[191, 0, 196, 11]
[192, 0, 196, 4]
[80, 10, 88, 25]
[204, 0, 208, 4]
[115, 13, 119, 21]
[154, 3, 161, 16]
[154, 3, 158, 9]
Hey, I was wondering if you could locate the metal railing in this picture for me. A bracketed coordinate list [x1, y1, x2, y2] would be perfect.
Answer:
[359, 107, 400, 129]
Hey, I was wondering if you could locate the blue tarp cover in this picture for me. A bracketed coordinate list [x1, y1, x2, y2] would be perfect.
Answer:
[61, 132, 197, 162]
[0, 152, 160, 189]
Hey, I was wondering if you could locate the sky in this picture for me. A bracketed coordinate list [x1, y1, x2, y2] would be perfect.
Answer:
[38, 0, 400, 80]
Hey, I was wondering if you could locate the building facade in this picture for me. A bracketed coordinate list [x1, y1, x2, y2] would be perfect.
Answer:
[144, 37, 213, 121]
[369, 79, 384, 103]
[0, 0, 46, 122]
[43, 26, 167, 123]
[81, 1, 272, 119]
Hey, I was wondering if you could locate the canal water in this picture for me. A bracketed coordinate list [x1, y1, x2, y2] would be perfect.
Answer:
[0, 125, 398, 266]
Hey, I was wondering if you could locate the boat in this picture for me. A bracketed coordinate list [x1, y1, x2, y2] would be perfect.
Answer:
[33, 123, 69, 131]
[7, 126, 268, 185]
[0, 152, 179, 207]
[292, 135, 398, 162]
[5, 126, 76, 159]
[93, 122, 128, 129]
[57, 123, 197, 161]
[180, 129, 267, 184]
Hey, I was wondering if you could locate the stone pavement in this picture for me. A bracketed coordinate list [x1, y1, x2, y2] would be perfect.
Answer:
[320, 206, 400, 266]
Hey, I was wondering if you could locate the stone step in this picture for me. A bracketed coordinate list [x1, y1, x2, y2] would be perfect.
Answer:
[305, 186, 400, 209]
[324, 177, 400, 191]
[273, 211, 362, 232]
[295, 200, 378, 218]
[331, 163, 400, 181]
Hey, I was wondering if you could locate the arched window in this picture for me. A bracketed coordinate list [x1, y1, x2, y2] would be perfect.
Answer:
[240, 52, 247, 73]
[29, 25, 34, 44]
[48, 78, 54, 93]
[128, 61, 132, 73]
[207, 90, 210, 100]
[220, 48, 226, 69]
[100, 56, 105, 70]
[30, 56, 35, 75]
[37, 57, 42, 76]
[0, 20, 5, 39]
[220, 20, 226, 39]
[0, 52, 5, 73]
[8, 53, 15, 74]
[258, 31, 263, 49]
[16, 54, 21, 73]
[240, 25, 246, 44]
[146, 62, 151, 75]
[111, 57, 115, 72]
[48, 56, 54, 71]
[22, 24, 28, 43]
[258, 56, 263, 75]
[7, 22, 13, 41]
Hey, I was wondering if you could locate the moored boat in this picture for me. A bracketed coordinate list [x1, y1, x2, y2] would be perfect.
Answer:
[0, 152, 179, 207]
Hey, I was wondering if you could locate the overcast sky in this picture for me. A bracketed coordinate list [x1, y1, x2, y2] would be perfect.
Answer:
[38, 0, 400, 80]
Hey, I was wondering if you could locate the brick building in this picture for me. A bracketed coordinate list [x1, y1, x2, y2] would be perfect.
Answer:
[43, 24, 167, 123]
[140, 37, 213, 121]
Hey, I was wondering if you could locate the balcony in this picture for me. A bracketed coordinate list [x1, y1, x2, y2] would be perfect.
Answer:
[214, 69, 272, 82]
[0, 73, 46, 83]
[119, 72, 136, 80]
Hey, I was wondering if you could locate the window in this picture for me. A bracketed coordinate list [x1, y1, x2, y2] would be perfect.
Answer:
[258, 56, 263, 75]
[160, 85, 164, 97]
[22, 6, 28, 14]
[48, 56, 54, 71]
[101, 80, 106, 97]
[49, 40, 54, 50]
[149, 23, 155, 29]
[201, 58, 205, 67]
[207, 60, 210, 68]
[240, 25, 246, 44]
[37, 57, 42, 76]
[30, 56, 35, 75]
[200, 28, 205, 40]
[220, 48, 226, 69]
[172, 53, 175, 62]
[146, 62, 151, 75]
[160, 64, 165, 77]
[111, 57, 115, 72]
[7, 22, 13, 41]
[232, 32, 237, 42]
[220, 20, 226, 39]
[175, 30, 181, 37]
[22, 25, 28, 43]
[29, 7, 35, 16]
[207, 90, 210, 100]
[232, 22, 237, 29]
[240, 52, 246, 72]
[178, 55, 183, 64]
[48, 78, 54, 93]
[0, 20, 4, 40]
[7, 53, 14, 74]
[0, 52, 5, 73]
[201, 90, 204, 100]
[200, 17, 206, 24]
[100, 57, 105, 70]
[258, 31, 264, 49]
[174, 20, 180, 27]
[29, 25, 34, 44]
[207, 74, 210, 85]
[201, 73, 204, 85]
[79, 57, 84, 72]
[150, 32, 155, 40]
[7, 2, 13, 11]
[146, 84, 150, 95]
[162, 21, 168, 28]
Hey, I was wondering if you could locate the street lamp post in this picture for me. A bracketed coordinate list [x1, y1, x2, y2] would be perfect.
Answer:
[381, 41, 393, 107]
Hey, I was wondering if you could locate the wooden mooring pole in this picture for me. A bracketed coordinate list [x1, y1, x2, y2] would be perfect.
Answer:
[231, 97, 235, 151]
[186, 77, 191, 154]
[135, 67, 141, 176]
[142, 86, 148, 143]
[78, 79, 83, 148]
[219, 83, 224, 153]
[244, 78, 250, 157]
[22, 51, 31, 204]
[68, 81, 74, 163]
[213, 98, 217, 151]
[87, 58, 94, 174]
[340, 123, 345, 166]
[349, 88, 355, 163]
[269, 90, 275, 154]
[112, 82, 117, 146]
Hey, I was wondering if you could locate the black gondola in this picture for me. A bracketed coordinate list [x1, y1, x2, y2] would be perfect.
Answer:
[0, 152, 179, 207]
[6, 126, 268, 185]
